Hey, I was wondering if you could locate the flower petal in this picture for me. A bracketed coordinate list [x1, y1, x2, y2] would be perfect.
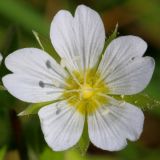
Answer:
[38, 101, 85, 151]
[74, 5, 105, 69]
[4, 48, 67, 80]
[99, 36, 147, 76]
[3, 74, 64, 103]
[88, 98, 144, 151]
[50, 5, 105, 71]
[3, 48, 68, 103]
[98, 36, 155, 95]
[107, 57, 154, 95]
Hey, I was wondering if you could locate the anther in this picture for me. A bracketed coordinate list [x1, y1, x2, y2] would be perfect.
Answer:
[131, 57, 135, 60]
[55, 103, 61, 115]
[39, 80, 57, 88]
[45, 60, 61, 77]
[46, 60, 52, 69]
[39, 81, 45, 88]
[56, 108, 61, 115]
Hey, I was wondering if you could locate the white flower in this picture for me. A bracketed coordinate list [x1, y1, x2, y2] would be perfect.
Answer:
[0, 53, 2, 65]
[2, 5, 155, 151]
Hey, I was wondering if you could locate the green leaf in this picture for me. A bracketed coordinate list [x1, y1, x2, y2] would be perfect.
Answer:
[104, 23, 119, 48]
[75, 121, 90, 156]
[113, 93, 160, 111]
[18, 101, 54, 116]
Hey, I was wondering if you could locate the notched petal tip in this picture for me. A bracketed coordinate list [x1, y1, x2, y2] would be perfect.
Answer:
[75, 4, 93, 12]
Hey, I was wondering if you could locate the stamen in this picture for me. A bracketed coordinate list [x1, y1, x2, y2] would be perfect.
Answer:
[97, 93, 109, 99]
[52, 79, 60, 88]
[83, 70, 87, 85]
[66, 67, 82, 88]
[46, 60, 64, 78]
[61, 56, 82, 68]
[46, 60, 72, 88]
[46, 88, 67, 95]
[94, 99, 109, 115]
[55, 103, 61, 115]
[63, 68, 109, 115]
[39, 81, 57, 88]
[93, 99, 101, 107]
[60, 56, 83, 87]
[101, 106, 110, 115]
[94, 76, 105, 87]
[98, 93, 125, 106]
[65, 89, 81, 93]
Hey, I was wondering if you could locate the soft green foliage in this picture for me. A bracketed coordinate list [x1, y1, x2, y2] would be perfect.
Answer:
[65, 149, 88, 160]
[40, 147, 64, 160]
[0, 147, 6, 160]
[0, 0, 49, 35]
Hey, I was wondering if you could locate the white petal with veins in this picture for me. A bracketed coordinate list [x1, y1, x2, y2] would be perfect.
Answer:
[88, 98, 144, 151]
[38, 101, 85, 151]
[3, 74, 64, 103]
[98, 36, 155, 95]
[106, 56, 155, 95]
[3, 48, 68, 103]
[4, 48, 67, 80]
[50, 5, 105, 71]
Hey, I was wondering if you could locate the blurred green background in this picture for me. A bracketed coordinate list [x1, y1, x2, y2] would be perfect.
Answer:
[0, 0, 160, 160]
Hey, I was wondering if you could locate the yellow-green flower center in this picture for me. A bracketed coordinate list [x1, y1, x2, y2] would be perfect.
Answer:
[63, 69, 109, 115]
[81, 84, 94, 99]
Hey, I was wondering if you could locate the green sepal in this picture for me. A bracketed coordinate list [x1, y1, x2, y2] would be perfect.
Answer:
[32, 31, 60, 62]
[75, 119, 90, 156]
[104, 23, 119, 49]
[0, 85, 5, 91]
[113, 93, 160, 111]
[18, 101, 55, 116]
[97, 24, 119, 68]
